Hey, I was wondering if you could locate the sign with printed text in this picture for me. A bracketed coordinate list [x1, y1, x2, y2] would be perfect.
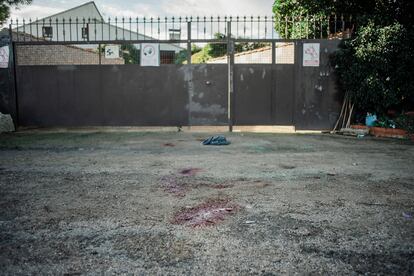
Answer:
[303, 43, 320, 67]
[105, 45, 120, 59]
[0, 46, 10, 68]
[141, 43, 160, 67]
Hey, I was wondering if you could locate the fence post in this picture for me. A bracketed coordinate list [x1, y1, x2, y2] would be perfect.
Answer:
[227, 21, 234, 132]
[271, 41, 276, 123]
[187, 21, 191, 65]
[8, 26, 19, 128]
[293, 40, 302, 128]
[98, 44, 102, 65]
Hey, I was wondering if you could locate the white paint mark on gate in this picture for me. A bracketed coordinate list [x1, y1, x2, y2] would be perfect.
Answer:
[0, 46, 9, 68]
[262, 69, 266, 79]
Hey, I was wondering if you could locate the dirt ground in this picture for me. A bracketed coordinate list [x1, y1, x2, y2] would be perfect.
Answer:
[0, 131, 413, 275]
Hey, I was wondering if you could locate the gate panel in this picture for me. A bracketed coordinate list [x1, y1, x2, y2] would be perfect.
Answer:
[234, 64, 295, 126]
[17, 65, 189, 127]
[234, 65, 273, 125]
[100, 65, 188, 126]
[61, 66, 102, 126]
[294, 41, 342, 130]
[187, 64, 228, 126]
[274, 65, 295, 125]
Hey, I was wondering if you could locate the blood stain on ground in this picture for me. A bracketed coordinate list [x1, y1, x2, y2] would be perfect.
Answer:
[280, 164, 296, 169]
[160, 168, 202, 197]
[211, 183, 234, 189]
[163, 143, 175, 147]
[172, 199, 239, 228]
[179, 168, 202, 176]
[160, 175, 188, 197]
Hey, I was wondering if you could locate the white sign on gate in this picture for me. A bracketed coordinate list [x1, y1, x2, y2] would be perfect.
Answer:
[303, 43, 320, 67]
[141, 43, 160, 67]
[105, 45, 120, 59]
[0, 46, 10, 68]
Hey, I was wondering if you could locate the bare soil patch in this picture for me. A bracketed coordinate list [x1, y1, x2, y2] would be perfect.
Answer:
[0, 131, 413, 274]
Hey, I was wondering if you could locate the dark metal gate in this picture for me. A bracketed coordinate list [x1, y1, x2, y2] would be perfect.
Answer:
[2, 15, 349, 130]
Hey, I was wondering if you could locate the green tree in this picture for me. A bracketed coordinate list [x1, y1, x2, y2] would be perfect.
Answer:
[333, 22, 414, 115]
[207, 33, 227, 58]
[191, 44, 202, 54]
[175, 44, 202, 64]
[121, 44, 140, 64]
[0, 0, 32, 24]
[272, 0, 414, 38]
[273, 0, 334, 39]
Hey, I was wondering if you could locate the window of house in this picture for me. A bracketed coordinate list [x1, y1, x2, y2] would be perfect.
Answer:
[81, 26, 88, 39]
[169, 29, 181, 40]
[42, 26, 53, 38]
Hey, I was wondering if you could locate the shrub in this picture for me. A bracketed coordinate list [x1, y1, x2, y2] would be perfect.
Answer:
[332, 22, 414, 116]
[395, 114, 414, 134]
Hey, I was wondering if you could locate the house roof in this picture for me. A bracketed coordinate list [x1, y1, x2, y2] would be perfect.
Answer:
[36, 1, 104, 22]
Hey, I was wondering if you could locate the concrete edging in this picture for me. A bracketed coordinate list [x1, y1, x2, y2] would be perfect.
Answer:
[14, 125, 314, 134]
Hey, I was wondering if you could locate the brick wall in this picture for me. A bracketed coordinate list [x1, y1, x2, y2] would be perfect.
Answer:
[16, 44, 124, 65]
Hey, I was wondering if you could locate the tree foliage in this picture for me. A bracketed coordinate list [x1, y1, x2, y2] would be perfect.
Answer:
[121, 44, 140, 64]
[332, 22, 414, 115]
[273, 0, 413, 25]
[175, 44, 203, 64]
[272, 0, 414, 38]
[0, 0, 32, 24]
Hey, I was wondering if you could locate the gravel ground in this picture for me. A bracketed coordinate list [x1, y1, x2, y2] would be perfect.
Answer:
[0, 131, 413, 275]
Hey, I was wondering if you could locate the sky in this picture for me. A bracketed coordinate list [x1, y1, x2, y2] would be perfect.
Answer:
[9, 0, 275, 21]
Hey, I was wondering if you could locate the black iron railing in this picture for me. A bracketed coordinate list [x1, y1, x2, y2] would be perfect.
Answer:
[9, 15, 354, 44]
